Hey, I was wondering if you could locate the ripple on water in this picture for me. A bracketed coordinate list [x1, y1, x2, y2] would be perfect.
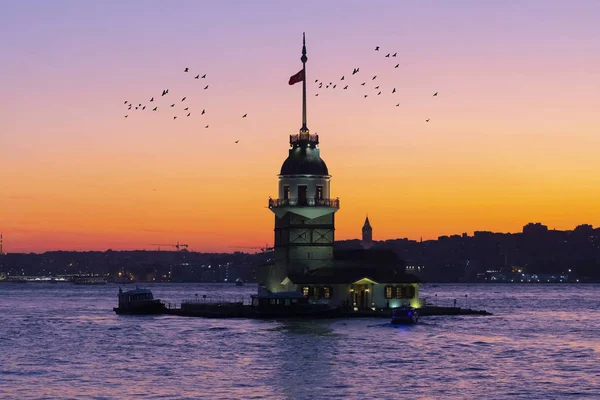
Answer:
[1, 283, 600, 399]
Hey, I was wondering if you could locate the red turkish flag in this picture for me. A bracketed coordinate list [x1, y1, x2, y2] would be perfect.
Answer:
[288, 69, 305, 85]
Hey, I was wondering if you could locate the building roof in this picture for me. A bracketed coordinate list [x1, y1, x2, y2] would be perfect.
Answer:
[288, 267, 420, 285]
[333, 249, 400, 264]
[363, 216, 371, 228]
[280, 147, 329, 176]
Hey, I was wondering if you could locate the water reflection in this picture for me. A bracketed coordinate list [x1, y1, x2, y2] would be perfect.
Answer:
[1, 283, 600, 398]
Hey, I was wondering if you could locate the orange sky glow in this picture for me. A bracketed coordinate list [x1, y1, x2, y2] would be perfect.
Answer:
[1, 1, 599, 253]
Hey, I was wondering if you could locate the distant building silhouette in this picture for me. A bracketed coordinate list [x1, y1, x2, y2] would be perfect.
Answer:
[362, 216, 373, 249]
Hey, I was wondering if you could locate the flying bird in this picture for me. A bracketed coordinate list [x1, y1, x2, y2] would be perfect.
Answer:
[162, 89, 168, 96]
[152, 107, 157, 111]
[426, 118, 430, 122]
[396, 103, 399, 107]
[204, 85, 209, 90]
[372, 76, 377, 80]
[201, 74, 206, 78]
[195, 74, 200, 79]
[184, 107, 189, 111]
[128, 105, 132, 110]
[364, 95, 368, 98]
[315, 94, 319, 96]
[318, 83, 323, 88]
[187, 113, 191, 117]
[375, 46, 380, 51]
[124, 101, 128, 104]
[150, 97, 154, 102]
[340, 76, 345, 81]
[385, 53, 390, 58]
[375, 86, 379, 89]
[135, 107, 138, 110]
[361, 82, 366, 86]
[392, 53, 397, 57]
[205, 125, 209, 128]
[142, 106, 146, 110]
[235, 140, 239, 143]
[352, 68, 359, 75]
[315, 79, 319, 83]
[124, 115, 128, 118]
[433, 92, 438, 96]
[174, 116, 177, 120]
[343, 85, 348, 89]
[333, 84, 337, 89]
[170, 104, 175, 107]
[377, 91, 381, 95]
[201, 109, 205, 115]
[392, 88, 396, 94]
[242, 114, 247, 118]
[138, 104, 141, 107]
[395, 64, 399, 68]
[181, 97, 186, 101]
[184, 68, 189, 72]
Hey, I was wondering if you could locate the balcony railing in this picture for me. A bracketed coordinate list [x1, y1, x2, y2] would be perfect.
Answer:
[290, 133, 319, 145]
[269, 197, 340, 208]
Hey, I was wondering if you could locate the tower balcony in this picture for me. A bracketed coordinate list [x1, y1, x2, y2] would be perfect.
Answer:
[269, 197, 340, 209]
[290, 133, 319, 146]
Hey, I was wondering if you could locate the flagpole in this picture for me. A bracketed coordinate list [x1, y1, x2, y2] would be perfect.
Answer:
[301, 32, 307, 131]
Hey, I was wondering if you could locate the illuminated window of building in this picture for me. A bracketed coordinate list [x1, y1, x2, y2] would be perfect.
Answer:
[395, 286, 403, 299]
[323, 286, 331, 299]
[385, 286, 393, 299]
[302, 286, 310, 296]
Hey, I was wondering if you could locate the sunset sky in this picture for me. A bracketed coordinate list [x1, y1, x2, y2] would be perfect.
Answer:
[1, 1, 599, 253]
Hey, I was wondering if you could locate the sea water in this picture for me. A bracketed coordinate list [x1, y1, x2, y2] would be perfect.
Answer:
[1, 283, 599, 399]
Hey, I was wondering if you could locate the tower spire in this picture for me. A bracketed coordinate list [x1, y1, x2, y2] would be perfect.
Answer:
[301, 32, 308, 131]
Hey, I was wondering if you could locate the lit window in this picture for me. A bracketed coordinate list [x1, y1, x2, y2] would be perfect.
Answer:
[302, 286, 310, 296]
[323, 286, 332, 299]
[385, 286, 393, 299]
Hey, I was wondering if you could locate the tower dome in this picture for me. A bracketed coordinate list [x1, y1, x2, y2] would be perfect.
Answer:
[280, 146, 329, 176]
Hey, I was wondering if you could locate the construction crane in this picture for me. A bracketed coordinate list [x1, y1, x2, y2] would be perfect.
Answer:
[228, 244, 273, 254]
[150, 241, 189, 251]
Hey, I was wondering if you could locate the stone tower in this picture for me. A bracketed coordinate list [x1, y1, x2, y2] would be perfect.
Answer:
[362, 216, 373, 249]
[261, 34, 340, 292]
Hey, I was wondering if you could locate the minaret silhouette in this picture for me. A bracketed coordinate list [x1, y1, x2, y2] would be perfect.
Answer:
[362, 216, 373, 249]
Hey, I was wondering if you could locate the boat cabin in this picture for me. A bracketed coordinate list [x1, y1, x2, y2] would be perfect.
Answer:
[117, 287, 155, 309]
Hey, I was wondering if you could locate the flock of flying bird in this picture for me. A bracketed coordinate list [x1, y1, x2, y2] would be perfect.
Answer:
[313, 46, 439, 122]
[123, 45, 439, 140]
[123, 68, 247, 143]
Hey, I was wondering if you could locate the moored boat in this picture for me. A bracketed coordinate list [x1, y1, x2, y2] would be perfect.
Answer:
[113, 287, 166, 315]
[391, 306, 419, 324]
